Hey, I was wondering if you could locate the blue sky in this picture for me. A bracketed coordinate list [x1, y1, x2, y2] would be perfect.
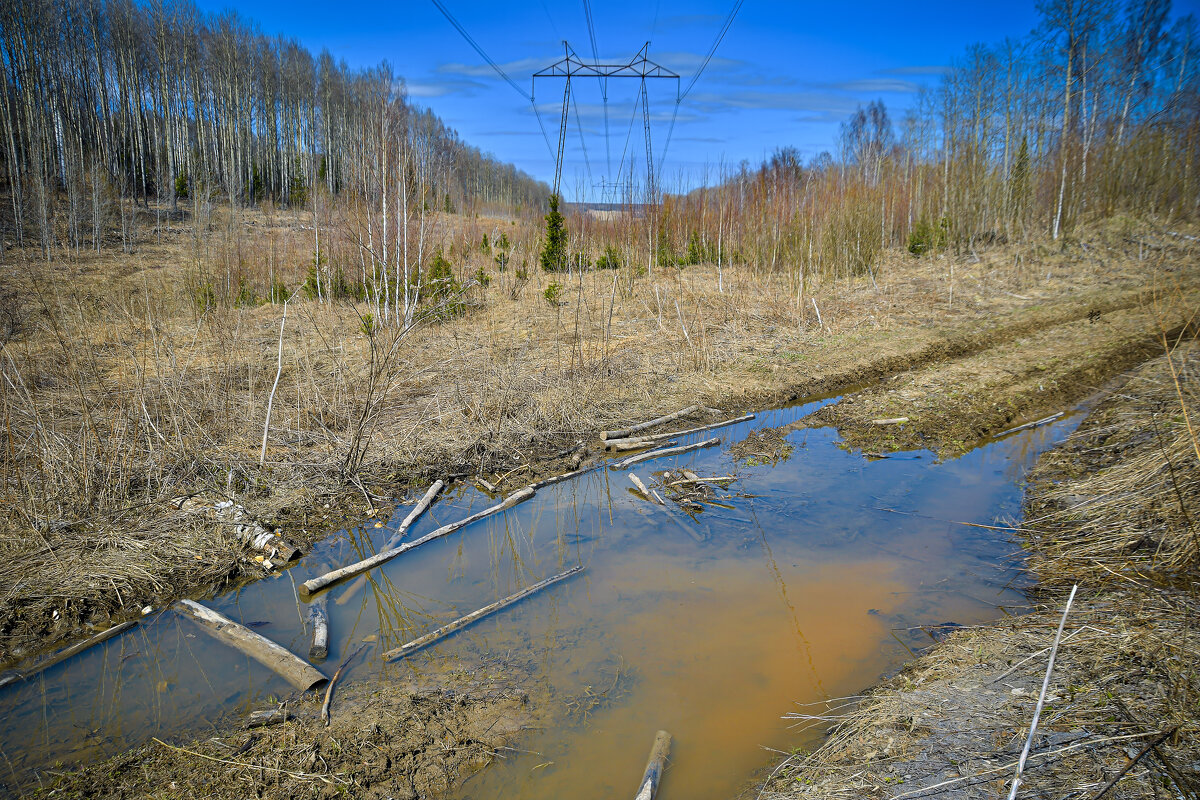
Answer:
[194, 1, 1194, 200]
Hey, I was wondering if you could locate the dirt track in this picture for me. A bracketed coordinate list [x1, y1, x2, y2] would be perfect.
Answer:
[800, 299, 1180, 455]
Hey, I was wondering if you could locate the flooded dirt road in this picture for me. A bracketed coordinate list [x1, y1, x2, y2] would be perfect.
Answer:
[0, 398, 1082, 798]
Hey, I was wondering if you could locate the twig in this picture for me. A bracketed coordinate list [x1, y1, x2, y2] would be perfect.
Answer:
[322, 644, 367, 726]
[890, 730, 1164, 800]
[996, 411, 1065, 437]
[1006, 583, 1078, 800]
[151, 737, 337, 784]
[1088, 727, 1178, 800]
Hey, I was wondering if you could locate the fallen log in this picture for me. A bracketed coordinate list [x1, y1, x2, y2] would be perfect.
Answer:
[0, 620, 136, 690]
[606, 414, 755, 450]
[246, 709, 292, 728]
[997, 411, 1065, 437]
[601, 405, 702, 441]
[307, 594, 329, 661]
[174, 599, 327, 691]
[383, 566, 585, 662]
[336, 480, 445, 605]
[603, 437, 671, 452]
[301, 486, 536, 597]
[870, 417, 909, 426]
[614, 438, 721, 469]
[633, 730, 673, 800]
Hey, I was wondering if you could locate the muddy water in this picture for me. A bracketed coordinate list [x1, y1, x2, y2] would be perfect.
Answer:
[0, 399, 1078, 798]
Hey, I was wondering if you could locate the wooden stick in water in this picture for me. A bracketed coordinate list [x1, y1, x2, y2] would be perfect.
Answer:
[615, 438, 721, 469]
[0, 620, 136, 690]
[175, 600, 327, 691]
[336, 480, 445, 605]
[628, 473, 662, 504]
[997, 411, 1064, 437]
[307, 593, 329, 661]
[633, 730, 673, 800]
[301, 486, 535, 597]
[321, 644, 367, 726]
[602, 405, 701, 440]
[383, 566, 584, 662]
[623, 413, 754, 446]
[603, 437, 673, 452]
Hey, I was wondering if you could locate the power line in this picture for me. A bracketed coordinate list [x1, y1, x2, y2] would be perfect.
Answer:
[658, 0, 745, 179]
[680, 0, 744, 101]
[581, 0, 613, 178]
[571, 87, 593, 192]
[429, 0, 531, 101]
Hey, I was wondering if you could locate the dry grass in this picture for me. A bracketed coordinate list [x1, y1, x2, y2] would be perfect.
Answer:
[0, 208, 1193, 664]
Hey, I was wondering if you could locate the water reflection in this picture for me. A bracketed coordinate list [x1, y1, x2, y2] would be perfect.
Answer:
[0, 397, 1082, 799]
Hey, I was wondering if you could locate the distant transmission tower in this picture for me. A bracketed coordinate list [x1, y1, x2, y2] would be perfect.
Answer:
[533, 43, 678, 201]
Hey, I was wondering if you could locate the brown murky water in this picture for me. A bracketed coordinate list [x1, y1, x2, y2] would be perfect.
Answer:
[0, 398, 1077, 798]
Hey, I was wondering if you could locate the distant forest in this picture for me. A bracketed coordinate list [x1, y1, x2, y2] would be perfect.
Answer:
[0, 0, 549, 253]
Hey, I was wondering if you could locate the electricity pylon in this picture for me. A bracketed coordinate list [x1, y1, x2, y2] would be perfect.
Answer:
[533, 43, 678, 201]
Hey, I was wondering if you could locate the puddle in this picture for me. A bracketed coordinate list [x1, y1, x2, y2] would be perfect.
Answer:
[0, 399, 1082, 798]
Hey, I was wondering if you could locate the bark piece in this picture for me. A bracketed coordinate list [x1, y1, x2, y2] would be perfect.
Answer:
[307, 594, 329, 661]
[246, 709, 292, 728]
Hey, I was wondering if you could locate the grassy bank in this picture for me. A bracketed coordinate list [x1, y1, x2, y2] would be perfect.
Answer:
[759, 342, 1200, 800]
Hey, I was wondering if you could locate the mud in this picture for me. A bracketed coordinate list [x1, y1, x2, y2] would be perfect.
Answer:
[28, 652, 540, 800]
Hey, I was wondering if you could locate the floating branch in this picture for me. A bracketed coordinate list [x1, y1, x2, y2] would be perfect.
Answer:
[307, 594, 329, 661]
[0, 620, 136, 690]
[603, 438, 673, 452]
[614, 438, 721, 469]
[383, 566, 585, 662]
[997, 411, 1065, 437]
[602, 405, 703, 441]
[174, 600, 327, 691]
[629, 473, 662, 504]
[633, 730, 673, 800]
[606, 414, 755, 450]
[301, 487, 536, 597]
[337, 480, 445, 605]
[530, 462, 606, 490]
[322, 644, 367, 726]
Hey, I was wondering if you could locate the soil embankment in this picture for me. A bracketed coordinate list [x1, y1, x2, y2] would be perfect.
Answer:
[758, 343, 1200, 800]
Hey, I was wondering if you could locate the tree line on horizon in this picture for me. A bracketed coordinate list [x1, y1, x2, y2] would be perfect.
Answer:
[645, 0, 1198, 285]
[0, 0, 549, 259]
